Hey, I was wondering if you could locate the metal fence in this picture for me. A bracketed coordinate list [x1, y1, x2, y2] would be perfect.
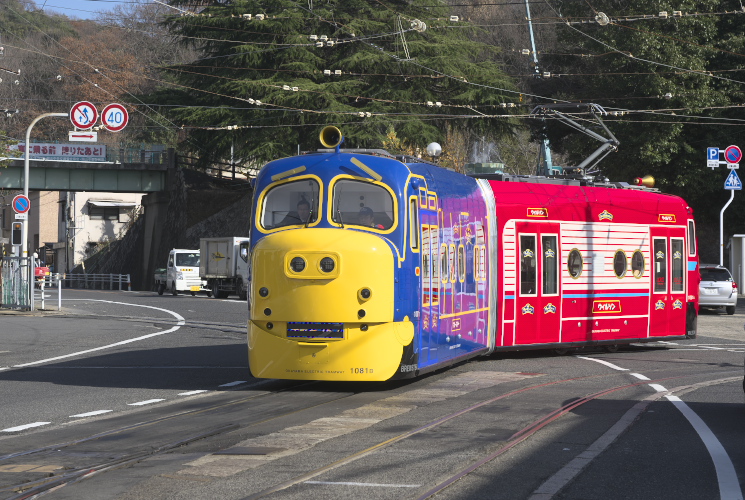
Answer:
[1, 256, 32, 310]
[60, 273, 131, 291]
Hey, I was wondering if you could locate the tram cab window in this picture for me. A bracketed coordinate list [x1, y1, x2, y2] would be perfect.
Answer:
[331, 179, 394, 230]
[261, 179, 320, 229]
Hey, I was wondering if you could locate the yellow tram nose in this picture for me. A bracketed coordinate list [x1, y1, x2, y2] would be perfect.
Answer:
[250, 228, 395, 325]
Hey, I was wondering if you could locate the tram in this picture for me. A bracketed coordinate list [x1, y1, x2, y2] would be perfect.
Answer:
[247, 127, 699, 381]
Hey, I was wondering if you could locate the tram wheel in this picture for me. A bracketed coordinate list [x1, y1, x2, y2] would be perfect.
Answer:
[553, 348, 570, 356]
[604, 344, 619, 353]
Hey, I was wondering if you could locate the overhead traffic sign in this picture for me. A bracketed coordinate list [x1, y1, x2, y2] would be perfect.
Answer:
[70, 101, 98, 130]
[725, 169, 742, 190]
[11, 194, 30, 214]
[101, 103, 129, 132]
[725, 145, 742, 164]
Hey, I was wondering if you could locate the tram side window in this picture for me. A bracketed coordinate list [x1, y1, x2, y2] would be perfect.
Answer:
[567, 249, 583, 279]
[631, 250, 645, 278]
[520, 235, 536, 295]
[542, 236, 558, 294]
[613, 250, 627, 278]
[331, 179, 395, 230]
[671, 239, 684, 292]
[688, 220, 696, 256]
[261, 179, 320, 229]
[654, 239, 667, 292]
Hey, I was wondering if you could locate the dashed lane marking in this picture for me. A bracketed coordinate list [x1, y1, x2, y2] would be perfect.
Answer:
[2, 422, 51, 433]
[630, 373, 650, 381]
[128, 399, 166, 406]
[70, 410, 113, 418]
[179, 390, 209, 396]
[648, 384, 669, 393]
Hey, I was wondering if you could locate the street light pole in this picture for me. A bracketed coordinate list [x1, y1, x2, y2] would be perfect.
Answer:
[22, 112, 66, 258]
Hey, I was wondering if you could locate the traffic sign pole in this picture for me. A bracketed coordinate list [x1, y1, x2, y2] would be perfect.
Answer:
[23, 112, 67, 259]
[721, 190, 736, 266]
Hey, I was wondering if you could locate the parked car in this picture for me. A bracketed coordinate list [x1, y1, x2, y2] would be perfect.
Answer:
[699, 264, 737, 315]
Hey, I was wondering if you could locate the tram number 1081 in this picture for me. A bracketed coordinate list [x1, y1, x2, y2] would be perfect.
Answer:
[351, 367, 374, 374]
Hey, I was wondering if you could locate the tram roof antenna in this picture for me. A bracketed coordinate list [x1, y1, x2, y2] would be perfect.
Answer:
[530, 103, 620, 175]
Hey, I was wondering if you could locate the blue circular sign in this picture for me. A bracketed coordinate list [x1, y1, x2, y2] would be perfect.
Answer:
[12, 194, 30, 214]
[725, 145, 742, 164]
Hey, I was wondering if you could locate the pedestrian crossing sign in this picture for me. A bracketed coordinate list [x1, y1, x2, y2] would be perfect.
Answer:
[725, 169, 742, 190]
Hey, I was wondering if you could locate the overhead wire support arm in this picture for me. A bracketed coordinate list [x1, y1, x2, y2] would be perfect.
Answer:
[530, 103, 620, 173]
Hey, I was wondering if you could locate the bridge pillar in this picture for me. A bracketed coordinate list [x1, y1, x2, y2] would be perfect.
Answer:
[140, 191, 171, 291]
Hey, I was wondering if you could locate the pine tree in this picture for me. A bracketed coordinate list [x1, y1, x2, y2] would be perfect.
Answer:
[145, 0, 517, 166]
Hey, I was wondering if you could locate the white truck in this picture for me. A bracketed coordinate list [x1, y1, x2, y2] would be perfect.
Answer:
[200, 237, 250, 300]
[154, 249, 206, 296]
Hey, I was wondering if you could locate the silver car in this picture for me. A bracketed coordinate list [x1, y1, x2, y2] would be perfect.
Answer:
[699, 264, 737, 315]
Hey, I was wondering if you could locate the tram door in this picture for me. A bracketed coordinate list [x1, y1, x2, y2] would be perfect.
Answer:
[417, 190, 440, 367]
[514, 223, 561, 345]
[649, 228, 687, 337]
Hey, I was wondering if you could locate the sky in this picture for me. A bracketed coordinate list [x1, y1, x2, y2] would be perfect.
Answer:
[39, 0, 134, 20]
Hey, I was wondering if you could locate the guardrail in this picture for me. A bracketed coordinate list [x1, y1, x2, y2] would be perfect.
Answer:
[59, 273, 131, 291]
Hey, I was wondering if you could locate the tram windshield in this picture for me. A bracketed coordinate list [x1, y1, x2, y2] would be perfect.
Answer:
[261, 178, 320, 229]
[331, 179, 395, 230]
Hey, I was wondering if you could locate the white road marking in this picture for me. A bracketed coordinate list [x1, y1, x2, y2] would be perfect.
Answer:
[2, 422, 51, 432]
[305, 481, 421, 488]
[11, 300, 185, 369]
[128, 399, 165, 406]
[574, 357, 744, 500]
[178, 390, 209, 396]
[630, 373, 650, 380]
[666, 396, 743, 500]
[648, 384, 668, 393]
[697, 346, 727, 350]
[574, 356, 629, 371]
[655, 341, 679, 345]
[70, 410, 112, 418]
[530, 393, 665, 500]
[219, 381, 247, 387]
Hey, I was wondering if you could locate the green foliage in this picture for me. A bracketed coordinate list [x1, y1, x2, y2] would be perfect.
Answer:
[145, 0, 516, 165]
[539, 0, 745, 251]
[0, 132, 20, 168]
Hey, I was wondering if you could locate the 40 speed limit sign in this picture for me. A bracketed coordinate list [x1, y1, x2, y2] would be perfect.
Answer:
[101, 103, 129, 132]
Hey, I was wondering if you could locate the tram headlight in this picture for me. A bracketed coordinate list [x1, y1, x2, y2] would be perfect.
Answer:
[289, 257, 306, 272]
[358, 287, 372, 301]
[259, 287, 269, 297]
[319, 257, 335, 273]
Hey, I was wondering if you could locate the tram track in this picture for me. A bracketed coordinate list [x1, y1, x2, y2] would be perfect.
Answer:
[0, 380, 350, 498]
[239, 369, 743, 500]
[2, 368, 740, 500]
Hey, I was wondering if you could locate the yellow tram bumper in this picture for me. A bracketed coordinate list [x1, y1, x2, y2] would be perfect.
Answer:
[248, 320, 414, 381]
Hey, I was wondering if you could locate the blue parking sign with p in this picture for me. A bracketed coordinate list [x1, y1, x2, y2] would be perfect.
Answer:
[708, 147, 719, 160]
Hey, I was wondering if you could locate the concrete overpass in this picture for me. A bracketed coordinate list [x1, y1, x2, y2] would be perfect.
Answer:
[0, 150, 174, 192]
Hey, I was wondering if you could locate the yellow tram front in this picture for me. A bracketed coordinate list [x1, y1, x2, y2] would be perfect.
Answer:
[247, 131, 415, 381]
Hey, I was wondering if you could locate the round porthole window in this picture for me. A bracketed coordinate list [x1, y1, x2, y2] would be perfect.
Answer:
[568, 249, 583, 279]
[613, 250, 627, 278]
[631, 250, 645, 278]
